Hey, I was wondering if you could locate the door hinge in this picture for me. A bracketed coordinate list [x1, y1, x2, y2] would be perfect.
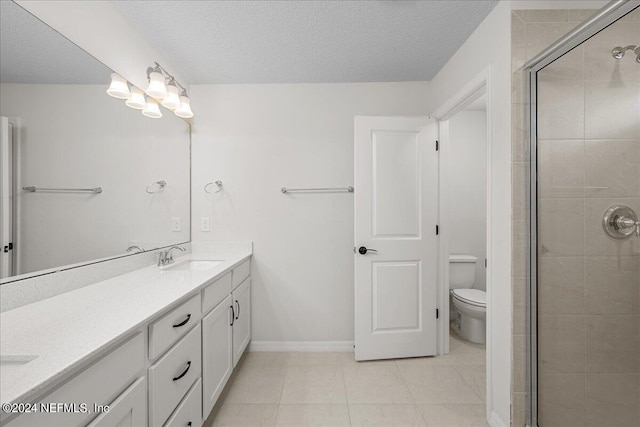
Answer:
[3, 242, 13, 253]
[435, 140, 439, 151]
[436, 309, 439, 319]
[436, 225, 439, 235]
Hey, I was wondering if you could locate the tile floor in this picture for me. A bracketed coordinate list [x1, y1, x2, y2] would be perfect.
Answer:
[204, 330, 488, 427]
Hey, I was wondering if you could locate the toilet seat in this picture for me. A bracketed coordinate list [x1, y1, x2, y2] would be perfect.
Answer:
[451, 289, 486, 308]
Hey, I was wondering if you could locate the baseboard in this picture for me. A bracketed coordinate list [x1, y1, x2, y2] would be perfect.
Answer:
[248, 341, 355, 352]
[490, 411, 508, 427]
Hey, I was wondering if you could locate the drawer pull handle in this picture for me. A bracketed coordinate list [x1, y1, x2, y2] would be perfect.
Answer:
[172, 314, 191, 328]
[172, 361, 191, 381]
[235, 300, 240, 320]
[230, 305, 235, 326]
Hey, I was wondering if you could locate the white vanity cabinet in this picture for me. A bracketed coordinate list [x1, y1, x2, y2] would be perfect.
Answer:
[86, 377, 147, 427]
[202, 294, 233, 417]
[2, 255, 251, 427]
[232, 277, 251, 367]
[6, 334, 145, 427]
[201, 260, 251, 420]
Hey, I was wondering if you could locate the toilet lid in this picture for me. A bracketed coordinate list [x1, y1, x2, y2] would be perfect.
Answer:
[452, 289, 486, 307]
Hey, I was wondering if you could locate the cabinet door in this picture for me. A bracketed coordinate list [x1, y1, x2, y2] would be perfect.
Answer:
[232, 278, 251, 367]
[202, 295, 233, 418]
[87, 377, 147, 427]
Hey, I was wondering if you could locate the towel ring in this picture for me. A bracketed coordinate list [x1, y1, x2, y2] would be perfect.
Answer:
[146, 180, 166, 194]
[204, 181, 223, 194]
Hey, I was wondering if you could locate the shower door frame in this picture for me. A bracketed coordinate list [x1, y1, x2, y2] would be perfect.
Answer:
[523, 1, 639, 426]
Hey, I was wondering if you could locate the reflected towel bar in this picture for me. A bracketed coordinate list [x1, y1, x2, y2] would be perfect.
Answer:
[281, 186, 354, 194]
[23, 186, 102, 194]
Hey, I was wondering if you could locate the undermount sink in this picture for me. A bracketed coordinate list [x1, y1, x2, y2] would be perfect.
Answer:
[162, 260, 223, 272]
[0, 355, 38, 372]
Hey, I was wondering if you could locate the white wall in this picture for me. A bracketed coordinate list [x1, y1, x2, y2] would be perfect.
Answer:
[0, 84, 190, 276]
[15, 1, 188, 93]
[428, 1, 512, 425]
[449, 110, 487, 291]
[191, 82, 430, 343]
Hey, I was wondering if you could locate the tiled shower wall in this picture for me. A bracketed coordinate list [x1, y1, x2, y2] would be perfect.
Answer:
[511, 8, 640, 427]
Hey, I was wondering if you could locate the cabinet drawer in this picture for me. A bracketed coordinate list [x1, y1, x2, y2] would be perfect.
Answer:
[149, 324, 202, 426]
[202, 271, 232, 314]
[232, 259, 250, 290]
[7, 333, 144, 427]
[149, 294, 201, 360]
[164, 378, 202, 427]
[87, 377, 147, 427]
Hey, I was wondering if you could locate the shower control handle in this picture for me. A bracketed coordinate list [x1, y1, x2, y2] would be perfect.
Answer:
[615, 217, 640, 237]
[603, 205, 639, 239]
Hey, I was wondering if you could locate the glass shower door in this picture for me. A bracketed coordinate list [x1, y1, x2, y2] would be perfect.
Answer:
[534, 7, 639, 427]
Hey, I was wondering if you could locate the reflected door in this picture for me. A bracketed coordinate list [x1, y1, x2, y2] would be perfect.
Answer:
[354, 116, 438, 361]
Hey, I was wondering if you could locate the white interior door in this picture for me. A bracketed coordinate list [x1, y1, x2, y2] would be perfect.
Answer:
[354, 116, 438, 361]
[0, 117, 14, 279]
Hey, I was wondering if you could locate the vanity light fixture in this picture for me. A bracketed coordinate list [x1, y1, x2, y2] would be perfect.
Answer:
[106, 73, 130, 99]
[105, 63, 193, 118]
[146, 62, 194, 118]
[161, 79, 181, 110]
[146, 64, 168, 98]
[174, 89, 194, 118]
[125, 87, 146, 110]
[142, 97, 162, 118]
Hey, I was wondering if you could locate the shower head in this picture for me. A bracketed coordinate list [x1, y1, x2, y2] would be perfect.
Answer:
[611, 45, 640, 62]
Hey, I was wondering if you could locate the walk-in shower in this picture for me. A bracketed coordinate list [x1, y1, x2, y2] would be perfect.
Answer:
[524, 1, 640, 426]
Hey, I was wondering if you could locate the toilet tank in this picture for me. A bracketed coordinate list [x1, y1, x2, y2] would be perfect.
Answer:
[449, 254, 477, 289]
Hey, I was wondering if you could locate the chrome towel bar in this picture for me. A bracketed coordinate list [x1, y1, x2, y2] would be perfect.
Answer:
[281, 186, 354, 194]
[23, 186, 102, 193]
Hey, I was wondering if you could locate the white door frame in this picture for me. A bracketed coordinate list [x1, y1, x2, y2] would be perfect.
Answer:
[432, 67, 493, 421]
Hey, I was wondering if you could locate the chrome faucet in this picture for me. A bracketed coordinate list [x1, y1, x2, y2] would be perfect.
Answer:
[158, 245, 186, 266]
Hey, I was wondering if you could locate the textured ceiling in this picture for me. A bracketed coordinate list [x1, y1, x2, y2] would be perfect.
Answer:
[113, 0, 498, 84]
[0, 1, 111, 84]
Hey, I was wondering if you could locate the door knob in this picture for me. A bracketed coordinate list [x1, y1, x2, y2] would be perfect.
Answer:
[358, 246, 378, 255]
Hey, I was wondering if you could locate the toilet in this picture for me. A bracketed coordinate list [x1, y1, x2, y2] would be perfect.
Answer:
[449, 254, 486, 344]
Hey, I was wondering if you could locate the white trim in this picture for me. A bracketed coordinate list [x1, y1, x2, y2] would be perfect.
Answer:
[489, 411, 508, 427]
[248, 341, 355, 352]
[432, 66, 494, 425]
[437, 119, 450, 356]
[433, 73, 488, 121]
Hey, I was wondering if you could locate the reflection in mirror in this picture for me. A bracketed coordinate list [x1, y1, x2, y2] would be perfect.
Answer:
[0, 1, 190, 283]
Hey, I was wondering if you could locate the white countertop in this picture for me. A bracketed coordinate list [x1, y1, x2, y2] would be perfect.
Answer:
[0, 249, 251, 408]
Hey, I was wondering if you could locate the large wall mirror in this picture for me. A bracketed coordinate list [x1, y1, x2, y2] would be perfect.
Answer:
[0, 1, 191, 283]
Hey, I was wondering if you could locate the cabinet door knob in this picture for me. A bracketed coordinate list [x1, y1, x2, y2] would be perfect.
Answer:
[172, 314, 191, 328]
[172, 361, 191, 381]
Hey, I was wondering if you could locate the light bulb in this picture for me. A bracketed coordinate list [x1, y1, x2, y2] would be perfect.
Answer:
[161, 81, 181, 110]
[146, 71, 167, 99]
[142, 98, 162, 118]
[125, 87, 146, 110]
[106, 73, 130, 99]
[174, 95, 193, 118]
